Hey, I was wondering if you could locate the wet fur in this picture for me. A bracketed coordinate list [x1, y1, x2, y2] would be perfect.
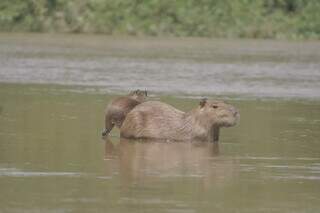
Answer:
[102, 90, 147, 136]
[120, 99, 239, 142]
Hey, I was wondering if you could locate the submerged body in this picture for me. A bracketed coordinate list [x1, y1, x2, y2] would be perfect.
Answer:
[102, 90, 147, 137]
[120, 99, 239, 142]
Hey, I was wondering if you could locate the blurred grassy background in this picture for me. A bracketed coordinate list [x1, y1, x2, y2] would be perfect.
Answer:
[0, 0, 319, 39]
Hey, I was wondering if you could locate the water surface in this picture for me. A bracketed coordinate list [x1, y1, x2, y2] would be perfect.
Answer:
[0, 33, 319, 98]
[0, 83, 320, 213]
[0, 34, 320, 213]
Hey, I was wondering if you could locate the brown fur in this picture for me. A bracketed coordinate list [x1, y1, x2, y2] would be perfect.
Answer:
[102, 90, 147, 137]
[120, 99, 239, 142]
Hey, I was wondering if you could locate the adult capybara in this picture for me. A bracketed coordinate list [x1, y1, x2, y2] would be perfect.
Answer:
[120, 98, 239, 142]
[102, 90, 147, 137]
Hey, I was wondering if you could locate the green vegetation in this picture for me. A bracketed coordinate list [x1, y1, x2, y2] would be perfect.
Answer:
[0, 0, 320, 39]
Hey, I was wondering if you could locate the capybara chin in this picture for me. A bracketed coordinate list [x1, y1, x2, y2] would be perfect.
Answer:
[120, 98, 239, 142]
[102, 90, 147, 137]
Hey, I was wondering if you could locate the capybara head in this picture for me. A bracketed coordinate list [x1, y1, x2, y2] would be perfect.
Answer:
[197, 98, 240, 128]
[129, 89, 147, 102]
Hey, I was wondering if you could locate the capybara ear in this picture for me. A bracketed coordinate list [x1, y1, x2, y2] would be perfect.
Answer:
[199, 98, 207, 108]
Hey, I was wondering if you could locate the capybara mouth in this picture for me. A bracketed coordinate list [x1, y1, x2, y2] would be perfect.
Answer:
[229, 108, 240, 126]
[223, 113, 240, 127]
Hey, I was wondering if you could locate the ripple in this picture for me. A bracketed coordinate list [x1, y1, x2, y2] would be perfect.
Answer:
[0, 168, 82, 178]
[269, 175, 320, 181]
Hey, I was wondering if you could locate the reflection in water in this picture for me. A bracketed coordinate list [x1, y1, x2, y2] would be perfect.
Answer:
[0, 84, 320, 213]
[104, 138, 239, 188]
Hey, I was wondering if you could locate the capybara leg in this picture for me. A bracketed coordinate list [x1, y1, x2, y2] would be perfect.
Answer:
[101, 126, 114, 137]
[102, 114, 115, 137]
[213, 127, 220, 143]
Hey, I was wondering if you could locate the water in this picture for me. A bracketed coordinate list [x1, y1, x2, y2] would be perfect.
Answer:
[0, 33, 320, 98]
[0, 34, 320, 213]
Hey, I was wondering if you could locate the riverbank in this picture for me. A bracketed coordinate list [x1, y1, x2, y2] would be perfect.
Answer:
[0, 33, 320, 100]
[1, 0, 320, 39]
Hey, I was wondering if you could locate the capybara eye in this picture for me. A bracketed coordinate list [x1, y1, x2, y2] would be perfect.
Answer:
[212, 105, 218, 109]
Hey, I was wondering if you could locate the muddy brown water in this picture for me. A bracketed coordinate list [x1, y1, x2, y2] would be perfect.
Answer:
[0, 34, 320, 213]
